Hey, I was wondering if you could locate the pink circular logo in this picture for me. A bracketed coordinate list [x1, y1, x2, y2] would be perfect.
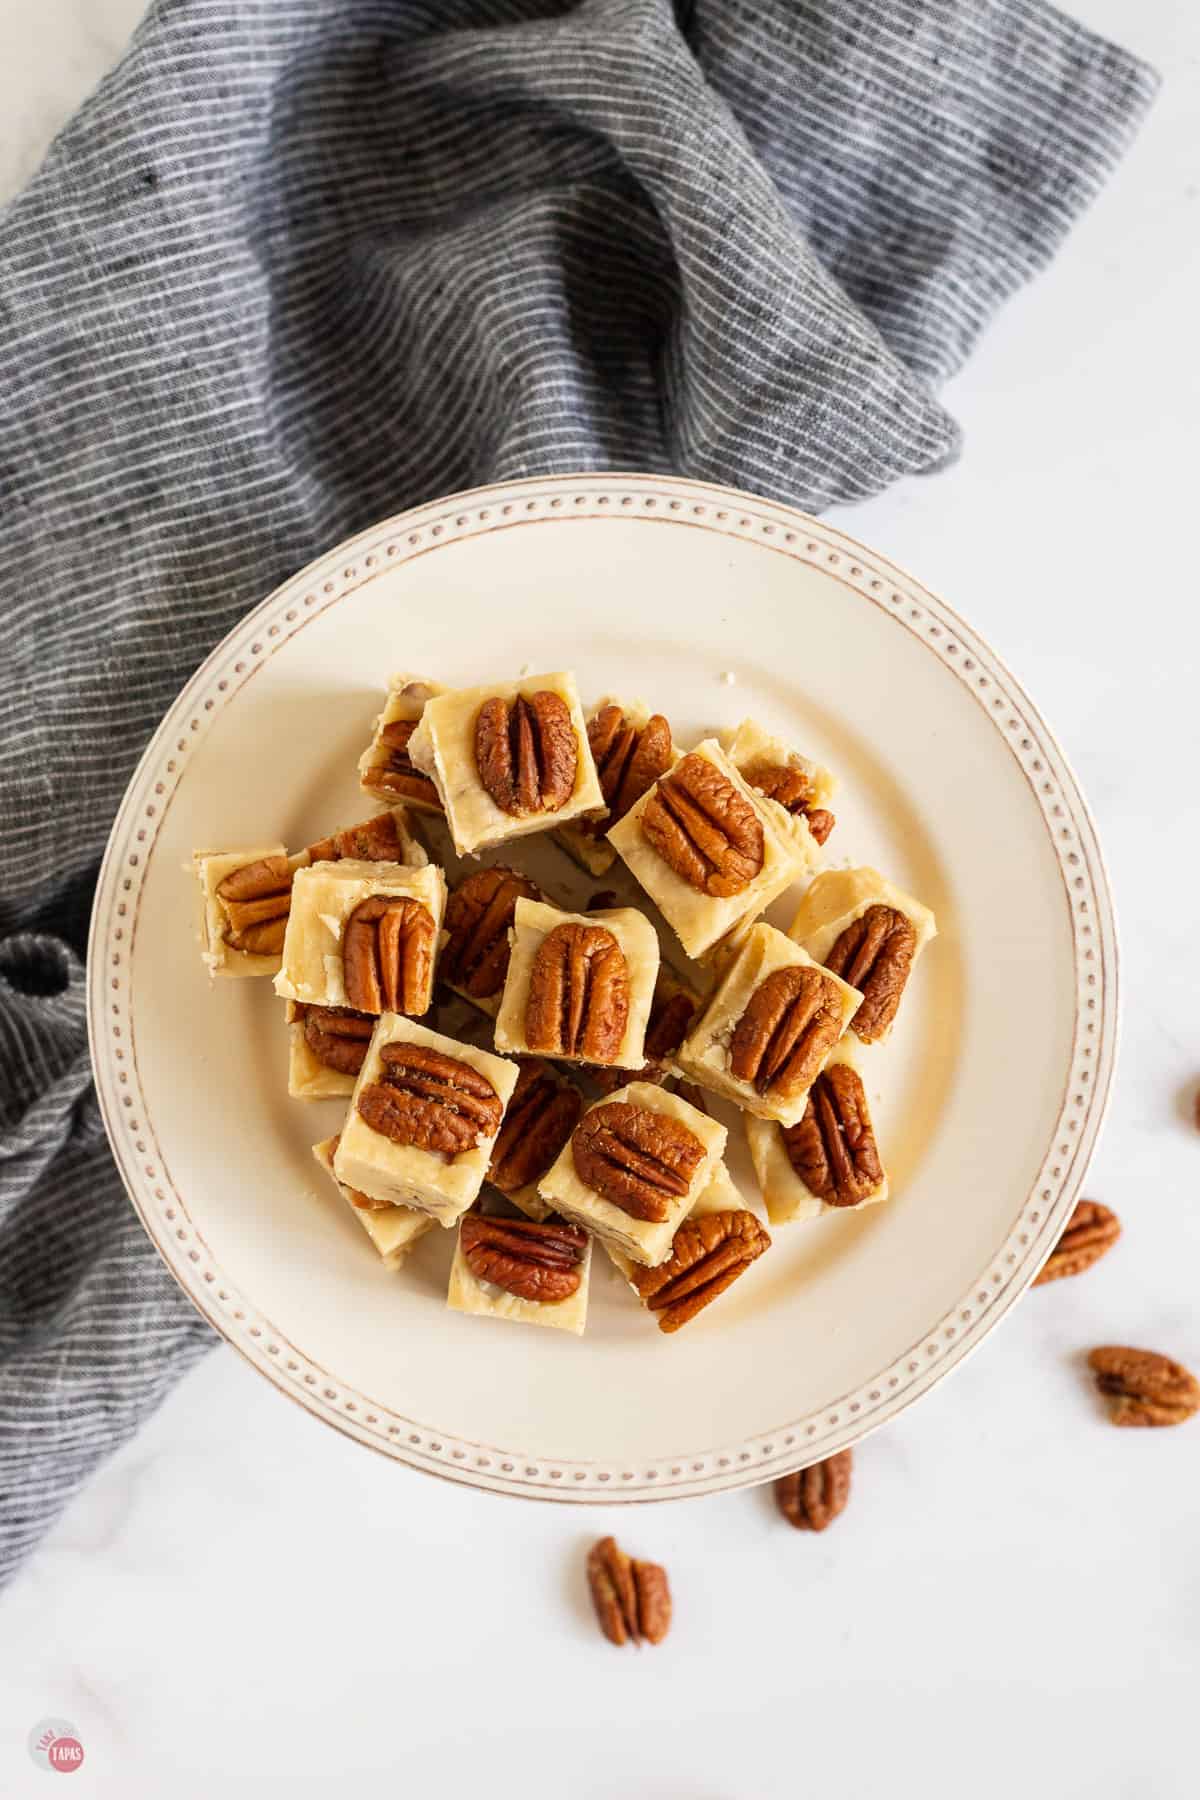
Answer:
[27, 1720, 85, 1775]
[48, 1737, 84, 1774]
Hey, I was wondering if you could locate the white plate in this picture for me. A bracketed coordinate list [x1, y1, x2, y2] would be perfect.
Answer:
[88, 473, 1117, 1501]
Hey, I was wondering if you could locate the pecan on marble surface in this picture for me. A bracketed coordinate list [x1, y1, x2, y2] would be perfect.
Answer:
[216, 854, 293, 953]
[631, 1209, 770, 1332]
[730, 964, 844, 1100]
[782, 1063, 883, 1205]
[639, 753, 764, 897]
[474, 690, 577, 816]
[824, 904, 916, 1042]
[586, 1536, 671, 1647]
[588, 704, 673, 825]
[1088, 1346, 1200, 1428]
[357, 1042, 502, 1155]
[460, 1212, 587, 1303]
[343, 895, 436, 1014]
[1032, 1200, 1120, 1286]
[524, 922, 629, 1061]
[571, 1102, 705, 1221]
[488, 1060, 582, 1194]
[441, 866, 542, 1001]
[776, 1450, 853, 1531]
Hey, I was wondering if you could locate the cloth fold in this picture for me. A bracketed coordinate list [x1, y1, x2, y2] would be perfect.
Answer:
[0, 0, 1156, 1585]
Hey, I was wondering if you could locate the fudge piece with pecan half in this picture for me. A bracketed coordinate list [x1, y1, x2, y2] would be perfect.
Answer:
[744, 1043, 889, 1223]
[607, 739, 814, 959]
[447, 1212, 592, 1335]
[538, 1080, 725, 1267]
[286, 1002, 375, 1099]
[273, 859, 445, 1017]
[406, 672, 603, 855]
[675, 922, 860, 1125]
[357, 673, 446, 811]
[494, 897, 660, 1070]
[439, 865, 544, 1018]
[789, 867, 936, 1044]
[486, 1058, 583, 1221]
[720, 716, 836, 852]
[556, 696, 678, 877]
[333, 1016, 519, 1226]
[605, 1158, 770, 1332]
[311, 1135, 434, 1268]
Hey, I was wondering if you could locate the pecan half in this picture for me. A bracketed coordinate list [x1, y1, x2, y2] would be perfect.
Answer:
[571, 1102, 705, 1222]
[639, 753, 764, 897]
[441, 866, 542, 1000]
[591, 985, 699, 1095]
[588, 705, 673, 825]
[343, 896, 436, 1014]
[365, 719, 441, 808]
[782, 1063, 883, 1205]
[730, 964, 845, 1100]
[474, 691, 577, 817]
[776, 1451, 853, 1531]
[586, 1537, 671, 1647]
[488, 1060, 582, 1194]
[741, 757, 836, 846]
[806, 808, 836, 846]
[460, 1212, 587, 1304]
[297, 1004, 374, 1075]
[824, 904, 917, 1042]
[1033, 1199, 1121, 1286]
[357, 1042, 503, 1155]
[306, 811, 415, 864]
[1088, 1347, 1200, 1428]
[216, 855, 293, 952]
[524, 923, 629, 1061]
[632, 1209, 769, 1332]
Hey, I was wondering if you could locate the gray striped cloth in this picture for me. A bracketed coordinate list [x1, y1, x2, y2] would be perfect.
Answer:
[0, 0, 1155, 1584]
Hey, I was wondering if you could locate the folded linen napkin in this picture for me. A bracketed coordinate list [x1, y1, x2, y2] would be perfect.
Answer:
[0, 0, 1156, 1586]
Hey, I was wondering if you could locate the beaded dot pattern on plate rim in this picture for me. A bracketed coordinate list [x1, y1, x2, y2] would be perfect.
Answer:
[87, 472, 1116, 1501]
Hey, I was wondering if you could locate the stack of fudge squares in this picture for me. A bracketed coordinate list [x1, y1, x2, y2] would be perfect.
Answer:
[193, 672, 936, 1338]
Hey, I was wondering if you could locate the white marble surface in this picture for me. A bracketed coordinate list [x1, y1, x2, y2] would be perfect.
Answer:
[1, 1, 1197, 1795]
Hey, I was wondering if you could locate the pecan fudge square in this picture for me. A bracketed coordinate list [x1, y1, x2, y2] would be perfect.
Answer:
[447, 1212, 593, 1335]
[406, 671, 603, 855]
[603, 1158, 771, 1333]
[745, 1042, 889, 1222]
[493, 897, 659, 1068]
[273, 859, 446, 1015]
[311, 1135, 435, 1267]
[556, 696, 677, 877]
[789, 867, 936, 1044]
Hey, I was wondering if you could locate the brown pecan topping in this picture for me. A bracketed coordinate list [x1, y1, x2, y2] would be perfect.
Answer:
[460, 1212, 587, 1303]
[297, 1004, 374, 1075]
[1033, 1199, 1120, 1286]
[782, 1063, 883, 1205]
[730, 964, 844, 1100]
[441, 866, 542, 1000]
[343, 896, 436, 1014]
[488, 1060, 582, 1194]
[571, 1102, 705, 1221]
[586, 1537, 671, 1647]
[592, 985, 699, 1095]
[640, 754, 764, 897]
[776, 1450, 853, 1531]
[216, 855, 293, 953]
[306, 811, 415, 864]
[357, 1042, 503, 1155]
[1088, 1347, 1200, 1428]
[806, 808, 836, 845]
[474, 691, 577, 817]
[632, 1209, 769, 1332]
[366, 719, 441, 808]
[524, 923, 629, 1061]
[741, 758, 837, 846]
[824, 904, 916, 1042]
[588, 705, 673, 824]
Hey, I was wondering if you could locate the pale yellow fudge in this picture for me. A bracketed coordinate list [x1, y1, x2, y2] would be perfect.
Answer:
[719, 716, 835, 854]
[745, 1041, 889, 1223]
[333, 1015, 519, 1225]
[447, 1214, 592, 1335]
[273, 860, 446, 1014]
[194, 841, 294, 978]
[407, 671, 604, 855]
[674, 922, 861, 1126]
[556, 695, 680, 877]
[357, 672, 446, 811]
[538, 1080, 726, 1267]
[311, 1136, 434, 1267]
[493, 898, 660, 1068]
[606, 739, 814, 960]
[788, 866, 937, 1044]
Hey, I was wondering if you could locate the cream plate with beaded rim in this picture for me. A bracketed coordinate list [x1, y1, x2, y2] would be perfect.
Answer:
[88, 473, 1118, 1501]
